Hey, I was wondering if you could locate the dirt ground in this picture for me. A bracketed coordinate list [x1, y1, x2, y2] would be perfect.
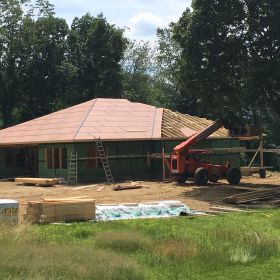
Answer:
[1, 172, 280, 222]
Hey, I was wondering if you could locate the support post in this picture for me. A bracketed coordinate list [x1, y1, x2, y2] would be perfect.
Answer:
[260, 136, 264, 168]
[162, 147, 166, 182]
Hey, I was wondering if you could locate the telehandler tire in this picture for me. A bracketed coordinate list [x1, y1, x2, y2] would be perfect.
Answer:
[226, 167, 241, 185]
[194, 167, 208, 185]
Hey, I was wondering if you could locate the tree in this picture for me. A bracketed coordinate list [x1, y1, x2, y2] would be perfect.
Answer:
[0, 0, 26, 126]
[245, 0, 280, 116]
[18, 16, 70, 120]
[173, 0, 248, 121]
[173, 0, 280, 130]
[121, 40, 154, 103]
[155, 27, 197, 114]
[0, 0, 70, 125]
[68, 14, 127, 104]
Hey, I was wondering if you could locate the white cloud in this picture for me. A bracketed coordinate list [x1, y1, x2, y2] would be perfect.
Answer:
[127, 12, 165, 41]
[130, 12, 165, 27]
[49, 0, 192, 41]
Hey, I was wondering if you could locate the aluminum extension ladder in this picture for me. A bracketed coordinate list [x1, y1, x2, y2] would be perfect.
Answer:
[95, 139, 115, 185]
[67, 152, 78, 185]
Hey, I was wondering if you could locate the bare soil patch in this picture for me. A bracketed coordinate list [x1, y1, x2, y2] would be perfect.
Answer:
[0, 172, 279, 222]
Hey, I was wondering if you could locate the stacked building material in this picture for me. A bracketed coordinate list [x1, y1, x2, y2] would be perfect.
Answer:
[15, 178, 60, 186]
[222, 189, 280, 204]
[25, 196, 95, 224]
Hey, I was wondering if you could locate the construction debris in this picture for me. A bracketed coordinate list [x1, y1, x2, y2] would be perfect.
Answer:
[113, 185, 143, 191]
[96, 186, 105, 192]
[15, 178, 59, 186]
[71, 184, 102, 191]
[222, 188, 280, 205]
[25, 196, 95, 224]
[209, 206, 248, 213]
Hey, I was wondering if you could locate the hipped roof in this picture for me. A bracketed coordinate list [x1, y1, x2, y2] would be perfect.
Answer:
[0, 98, 228, 146]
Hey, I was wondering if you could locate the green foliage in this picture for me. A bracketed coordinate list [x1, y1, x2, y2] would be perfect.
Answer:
[18, 16, 70, 121]
[173, 1, 248, 120]
[68, 13, 127, 104]
[121, 40, 154, 103]
[155, 27, 198, 114]
[0, 2, 127, 126]
[173, 0, 280, 135]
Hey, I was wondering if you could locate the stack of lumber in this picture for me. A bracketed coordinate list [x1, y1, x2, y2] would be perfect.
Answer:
[15, 177, 59, 186]
[222, 189, 280, 204]
[25, 196, 95, 224]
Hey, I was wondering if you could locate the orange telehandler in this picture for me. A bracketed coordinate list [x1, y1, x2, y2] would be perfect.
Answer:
[170, 119, 241, 185]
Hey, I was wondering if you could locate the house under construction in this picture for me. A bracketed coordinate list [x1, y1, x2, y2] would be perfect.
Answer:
[0, 99, 241, 182]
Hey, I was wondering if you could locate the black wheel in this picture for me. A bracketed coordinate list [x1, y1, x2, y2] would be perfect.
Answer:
[226, 167, 241, 185]
[177, 173, 188, 184]
[209, 175, 219, 183]
[194, 167, 208, 185]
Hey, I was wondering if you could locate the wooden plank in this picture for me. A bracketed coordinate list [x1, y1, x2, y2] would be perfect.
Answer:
[112, 185, 143, 191]
[43, 196, 90, 202]
[41, 199, 96, 204]
[209, 206, 247, 213]
[72, 184, 101, 191]
[15, 178, 59, 185]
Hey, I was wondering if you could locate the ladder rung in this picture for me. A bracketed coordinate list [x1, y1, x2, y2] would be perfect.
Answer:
[95, 139, 114, 184]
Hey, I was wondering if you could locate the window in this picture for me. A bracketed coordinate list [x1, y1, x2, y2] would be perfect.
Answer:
[45, 148, 67, 169]
[87, 146, 102, 168]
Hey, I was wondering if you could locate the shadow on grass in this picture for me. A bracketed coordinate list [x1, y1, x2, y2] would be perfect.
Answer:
[0, 226, 145, 280]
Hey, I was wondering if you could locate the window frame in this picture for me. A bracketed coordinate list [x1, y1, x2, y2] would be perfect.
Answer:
[45, 147, 67, 169]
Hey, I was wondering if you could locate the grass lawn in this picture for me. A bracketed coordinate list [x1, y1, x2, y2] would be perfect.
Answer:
[1, 210, 280, 279]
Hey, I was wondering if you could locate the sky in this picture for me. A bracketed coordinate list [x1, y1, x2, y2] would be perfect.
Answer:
[49, 0, 192, 42]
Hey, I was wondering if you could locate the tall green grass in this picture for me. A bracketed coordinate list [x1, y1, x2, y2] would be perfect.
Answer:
[1, 210, 280, 279]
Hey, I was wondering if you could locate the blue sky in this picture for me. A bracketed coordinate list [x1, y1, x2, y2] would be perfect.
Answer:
[49, 0, 192, 42]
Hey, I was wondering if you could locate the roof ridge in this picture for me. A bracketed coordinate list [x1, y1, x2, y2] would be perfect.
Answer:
[73, 99, 97, 141]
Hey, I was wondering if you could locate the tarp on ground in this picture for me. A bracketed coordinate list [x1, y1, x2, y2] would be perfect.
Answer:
[95, 200, 203, 221]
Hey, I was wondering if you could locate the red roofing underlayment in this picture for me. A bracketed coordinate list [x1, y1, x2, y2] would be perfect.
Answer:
[0, 99, 164, 145]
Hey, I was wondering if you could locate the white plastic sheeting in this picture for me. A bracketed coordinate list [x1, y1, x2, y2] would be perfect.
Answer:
[95, 200, 200, 221]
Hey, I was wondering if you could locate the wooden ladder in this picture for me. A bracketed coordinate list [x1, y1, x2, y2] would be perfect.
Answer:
[95, 139, 115, 185]
[67, 152, 78, 185]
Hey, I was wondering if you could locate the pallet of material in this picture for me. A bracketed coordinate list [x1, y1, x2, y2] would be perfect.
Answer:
[25, 197, 95, 224]
[15, 178, 59, 186]
[222, 189, 280, 204]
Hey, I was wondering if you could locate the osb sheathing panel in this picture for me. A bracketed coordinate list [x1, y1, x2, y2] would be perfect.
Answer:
[0, 99, 163, 145]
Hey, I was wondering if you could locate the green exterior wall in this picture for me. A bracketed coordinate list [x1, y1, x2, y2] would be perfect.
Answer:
[0, 138, 240, 182]
[0, 148, 25, 178]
